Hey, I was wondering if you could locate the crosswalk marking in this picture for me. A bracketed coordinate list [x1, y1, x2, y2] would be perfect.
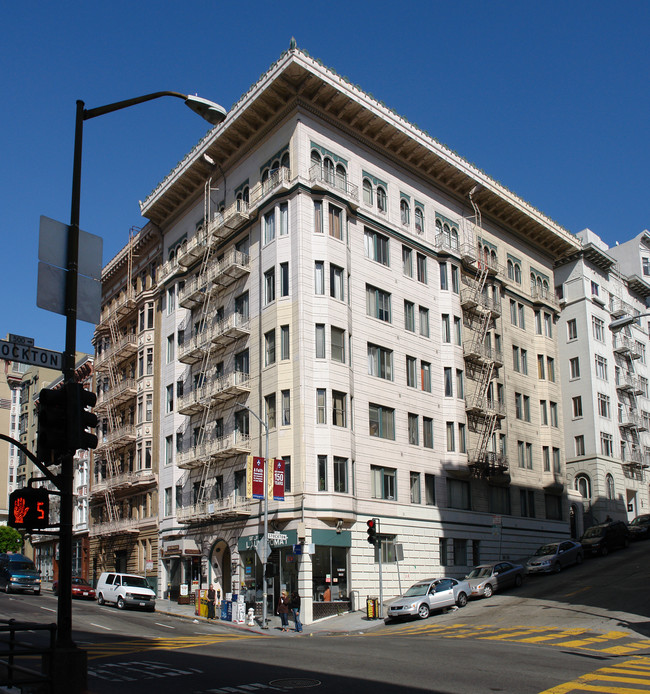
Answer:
[539, 656, 650, 693]
[553, 631, 631, 648]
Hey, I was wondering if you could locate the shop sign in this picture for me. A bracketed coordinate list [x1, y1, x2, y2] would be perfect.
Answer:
[180, 584, 189, 596]
[184, 549, 201, 555]
[268, 531, 288, 546]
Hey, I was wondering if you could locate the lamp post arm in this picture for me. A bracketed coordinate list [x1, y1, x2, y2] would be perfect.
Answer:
[83, 91, 190, 120]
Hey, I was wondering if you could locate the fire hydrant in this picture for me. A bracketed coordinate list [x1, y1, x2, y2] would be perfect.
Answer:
[247, 608, 256, 627]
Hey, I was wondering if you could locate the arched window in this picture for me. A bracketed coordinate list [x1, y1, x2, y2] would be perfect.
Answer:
[363, 179, 373, 205]
[376, 186, 387, 213]
[490, 250, 497, 267]
[605, 473, 615, 500]
[507, 259, 514, 279]
[261, 168, 269, 194]
[443, 223, 451, 246]
[335, 163, 347, 191]
[310, 150, 321, 177]
[451, 228, 459, 249]
[514, 263, 521, 283]
[575, 474, 591, 499]
[530, 273, 537, 292]
[270, 159, 280, 175]
[435, 218, 443, 239]
[400, 199, 410, 226]
[281, 151, 290, 170]
[323, 157, 335, 184]
[414, 207, 424, 234]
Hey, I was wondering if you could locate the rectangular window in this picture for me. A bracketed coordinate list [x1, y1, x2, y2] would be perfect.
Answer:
[597, 393, 610, 418]
[510, 299, 517, 326]
[280, 325, 290, 360]
[442, 314, 451, 343]
[283, 456, 291, 493]
[547, 357, 555, 382]
[440, 538, 449, 566]
[164, 487, 172, 517]
[314, 201, 323, 233]
[553, 447, 561, 473]
[544, 312, 552, 337]
[518, 441, 525, 468]
[410, 472, 421, 503]
[423, 417, 434, 449]
[314, 261, 325, 295]
[489, 486, 511, 515]
[368, 343, 393, 380]
[369, 403, 395, 440]
[419, 306, 430, 337]
[540, 400, 548, 426]
[440, 262, 448, 290]
[569, 357, 580, 379]
[575, 435, 585, 456]
[600, 432, 613, 457]
[513, 346, 520, 372]
[280, 262, 289, 297]
[537, 354, 545, 379]
[515, 392, 523, 419]
[408, 413, 419, 445]
[406, 356, 417, 388]
[167, 334, 175, 363]
[458, 422, 466, 453]
[279, 202, 288, 235]
[264, 267, 275, 305]
[520, 490, 535, 518]
[421, 361, 432, 392]
[281, 390, 290, 426]
[451, 265, 460, 294]
[448, 479, 470, 509]
[264, 329, 276, 366]
[166, 384, 174, 413]
[332, 391, 346, 427]
[315, 324, 325, 359]
[265, 393, 276, 429]
[371, 465, 397, 499]
[543, 445, 550, 471]
[331, 327, 345, 363]
[417, 253, 427, 283]
[329, 204, 342, 240]
[526, 442, 533, 469]
[404, 300, 415, 332]
[446, 422, 455, 452]
[444, 367, 453, 397]
[318, 455, 327, 491]
[264, 210, 276, 244]
[402, 246, 413, 277]
[364, 228, 390, 266]
[165, 436, 173, 466]
[366, 284, 391, 322]
[316, 389, 326, 424]
[454, 316, 462, 345]
[333, 457, 348, 493]
[545, 494, 563, 521]
[330, 264, 344, 300]
[425, 474, 435, 505]
[456, 369, 464, 399]
[572, 396, 582, 417]
[550, 401, 558, 427]
[567, 319, 577, 340]
[167, 286, 175, 315]
[595, 355, 607, 380]
[518, 303, 526, 329]
[592, 316, 605, 341]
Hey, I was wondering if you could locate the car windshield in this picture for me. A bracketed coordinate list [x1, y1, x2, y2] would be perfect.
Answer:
[72, 578, 88, 585]
[403, 583, 429, 597]
[11, 561, 36, 572]
[466, 567, 492, 579]
[583, 526, 604, 538]
[534, 544, 558, 556]
[121, 576, 150, 588]
[630, 516, 650, 526]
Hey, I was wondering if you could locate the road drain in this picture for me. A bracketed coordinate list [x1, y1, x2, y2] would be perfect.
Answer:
[269, 678, 321, 689]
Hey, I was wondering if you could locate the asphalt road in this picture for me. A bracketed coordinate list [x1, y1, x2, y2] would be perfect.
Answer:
[2, 542, 649, 693]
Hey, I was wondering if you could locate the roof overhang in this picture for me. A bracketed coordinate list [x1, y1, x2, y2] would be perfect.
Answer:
[141, 47, 581, 259]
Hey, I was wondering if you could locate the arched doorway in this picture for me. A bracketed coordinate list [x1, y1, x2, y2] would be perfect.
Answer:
[210, 539, 231, 601]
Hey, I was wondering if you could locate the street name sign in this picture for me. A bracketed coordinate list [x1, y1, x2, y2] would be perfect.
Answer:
[0, 338, 62, 370]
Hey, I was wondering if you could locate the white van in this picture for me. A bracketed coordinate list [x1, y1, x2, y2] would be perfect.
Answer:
[96, 572, 156, 611]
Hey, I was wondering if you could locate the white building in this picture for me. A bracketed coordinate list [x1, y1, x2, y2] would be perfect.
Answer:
[555, 228, 650, 535]
[133, 44, 581, 622]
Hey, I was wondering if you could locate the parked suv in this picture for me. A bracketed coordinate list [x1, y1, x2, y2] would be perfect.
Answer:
[96, 572, 156, 611]
[580, 521, 630, 557]
[0, 553, 41, 594]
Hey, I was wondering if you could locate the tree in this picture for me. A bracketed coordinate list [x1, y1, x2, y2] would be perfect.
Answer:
[0, 525, 22, 553]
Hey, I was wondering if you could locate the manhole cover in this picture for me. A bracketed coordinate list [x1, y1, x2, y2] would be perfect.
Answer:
[269, 678, 321, 689]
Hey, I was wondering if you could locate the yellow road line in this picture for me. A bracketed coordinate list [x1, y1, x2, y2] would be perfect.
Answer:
[517, 628, 588, 643]
[555, 631, 631, 648]
[539, 656, 650, 694]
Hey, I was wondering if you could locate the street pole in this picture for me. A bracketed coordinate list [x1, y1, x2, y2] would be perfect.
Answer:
[242, 405, 270, 629]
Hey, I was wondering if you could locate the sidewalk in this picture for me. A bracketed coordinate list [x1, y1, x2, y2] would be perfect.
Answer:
[155, 598, 385, 636]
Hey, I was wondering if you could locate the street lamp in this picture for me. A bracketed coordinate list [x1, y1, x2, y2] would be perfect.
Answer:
[241, 404, 270, 629]
[56, 91, 226, 690]
[609, 313, 650, 332]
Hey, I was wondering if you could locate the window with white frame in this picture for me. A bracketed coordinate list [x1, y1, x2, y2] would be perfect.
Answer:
[369, 403, 395, 440]
[595, 355, 607, 380]
[371, 465, 396, 499]
[316, 389, 326, 424]
[264, 329, 276, 366]
[404, 300, 415, 331]
[368, 343, 393, 380]
[406, 356, 417, 388]
[264, 210, 275, 244]
[592, 316, 605, 342]
[364, 228, 389, 265]
[264, 267, 275, 305]
[408, 413, 419, 446]
[366, 284, 391, 322]
[402, 246, 413, 277]
[315, 324, 325, 359]
[331, 327, 345, 363]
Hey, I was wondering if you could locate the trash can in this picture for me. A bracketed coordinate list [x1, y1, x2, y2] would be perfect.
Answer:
[366, 597, 379, 619]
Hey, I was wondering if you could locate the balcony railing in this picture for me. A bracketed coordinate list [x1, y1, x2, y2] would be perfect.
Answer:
[94, 334, 138, 371]
[467, 450, 509, 476]
[177, 229, 210, 267]
[211, 371, 251, 403]
[95, 379, 137, 410]
[96, 424, 136, 450]
[178, 324, 216, 365]
[89, 516, 156, 537]
[530, 285, 559, 308]
[210, 249, 250, 287]
[178, 273, 212, 309]
[309, 164, 359, 203]
[91, 470, 157, 495]
[212, 312, 250, 348]
[177, 384, 210, 416]
[208, 198, 250, 242]
[616, 372, 639, 392]
[177, 495, 253, 524]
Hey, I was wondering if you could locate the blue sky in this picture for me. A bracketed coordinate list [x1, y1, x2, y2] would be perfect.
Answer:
[1, 2, 648, 356]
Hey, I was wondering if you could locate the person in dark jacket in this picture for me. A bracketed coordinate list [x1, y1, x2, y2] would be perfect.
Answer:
[277, 590, 290, 631]
[290, 591, 302, 633]
[207, 584, 216, 620]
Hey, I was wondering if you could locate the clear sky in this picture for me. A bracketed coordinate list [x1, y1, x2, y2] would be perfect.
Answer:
[1, 1, 648, 356]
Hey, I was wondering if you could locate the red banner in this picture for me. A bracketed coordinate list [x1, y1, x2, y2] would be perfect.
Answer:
[272, 458, 285, 501]
[251, 456, 265, 499]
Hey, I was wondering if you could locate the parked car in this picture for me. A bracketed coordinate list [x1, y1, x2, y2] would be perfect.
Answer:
[0, 553, 41, 595]
[465, 561, 524, 598]
[526, 540, 583, 574]
[386, 577, 471, 621]
[95, 572, 156, 611]
[53, 576, 96, 600]
[627, 514, 650, 541]
[580, 521, 630, 556]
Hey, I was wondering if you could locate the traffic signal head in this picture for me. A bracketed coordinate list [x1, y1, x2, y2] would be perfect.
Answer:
[8, 488, 50, 530]
[367, 518, 378, 545]
[37, 387, 72, 464]
[67, 383, 98, 452]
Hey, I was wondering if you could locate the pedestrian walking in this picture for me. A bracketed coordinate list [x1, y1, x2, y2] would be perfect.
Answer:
[290, 591, 302, 633]
[207, 584, 216, 620]
[277, 589, 290, 631]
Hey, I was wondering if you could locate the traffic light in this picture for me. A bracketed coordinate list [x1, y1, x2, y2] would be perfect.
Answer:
[367, 518, 379, 545]
[8, 487, 50, 530]
[37, 386, 71, 464]
[67, 383, 98, 452]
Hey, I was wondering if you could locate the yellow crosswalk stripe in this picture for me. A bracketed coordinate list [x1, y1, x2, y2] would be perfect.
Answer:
[554, 631, 631, 648]
[539, 656, 650, 694]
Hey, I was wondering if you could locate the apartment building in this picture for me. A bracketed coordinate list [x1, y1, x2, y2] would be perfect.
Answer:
[126, 44, 582, 623]
[90, 228, 161, 589]
[556, 229, 650, 535]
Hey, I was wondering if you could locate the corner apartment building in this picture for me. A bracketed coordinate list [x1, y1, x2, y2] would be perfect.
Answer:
[556, 229, 650, 534]
[90, 229, 161, 589]
[125, 45, 581, 622]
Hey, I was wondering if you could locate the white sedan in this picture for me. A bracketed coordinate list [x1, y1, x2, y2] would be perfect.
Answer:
[386, 577, 470, 621]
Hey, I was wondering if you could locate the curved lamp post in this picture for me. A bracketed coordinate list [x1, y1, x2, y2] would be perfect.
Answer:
[59, 91, 226, 661]
[609, 313, 650, 332]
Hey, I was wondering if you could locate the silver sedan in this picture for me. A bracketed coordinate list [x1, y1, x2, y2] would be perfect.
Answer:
[386, 577, 470, 621]
[465, 561, 525, 598]
[526, 540, 583, 574]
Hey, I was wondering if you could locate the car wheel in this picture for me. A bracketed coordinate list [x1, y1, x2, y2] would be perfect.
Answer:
[4, 584, 10, 594]
[117, 596, 126, 610]
[576, 553, 583, 565]
[600, 546, 609, 557]
[456, 592, 468, 608]
[417, 603, 430, 620]
[33, 589, 40, 595]
[553, 562, 562, 574]
[97, 593, 105, 606]
[515, 574, 523, 586]
[483, 584, 493, 598]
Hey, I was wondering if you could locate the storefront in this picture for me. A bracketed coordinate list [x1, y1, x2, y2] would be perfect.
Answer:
[161, 538, 202, 601]
[311, 529, 351, 620]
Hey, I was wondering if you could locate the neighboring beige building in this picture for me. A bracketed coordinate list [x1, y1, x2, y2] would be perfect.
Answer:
[119, 44, 582, 623]
[90, 227, 161, 590]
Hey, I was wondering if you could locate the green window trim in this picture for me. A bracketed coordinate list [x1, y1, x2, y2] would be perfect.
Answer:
[169, 234, 187, 254]
[310, 141, 348, 167]
[478, 236, 498, 252]
[435, 211, 459, 230]
[507, 253, 522, 266]
[400, 192, 411, 202]
[530, 267, 550, 283]
[234, 179, 250, 195]
[260, 144, 290, 173]
[362, 170, 388, 189]
[414, 200, 425, 210]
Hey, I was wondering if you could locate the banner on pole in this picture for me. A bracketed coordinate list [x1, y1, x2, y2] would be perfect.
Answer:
[247, 456, 265, 499]
[272, 458, 285, 501]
